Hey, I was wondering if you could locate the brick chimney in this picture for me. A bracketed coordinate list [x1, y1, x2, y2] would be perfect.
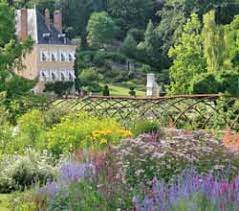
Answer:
[45, 8, 51, 29]
[20, 9, 28, 41]
[53, 10, 62, 33]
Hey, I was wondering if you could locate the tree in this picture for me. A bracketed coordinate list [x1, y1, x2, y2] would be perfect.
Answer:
[156, 0, 239, 60]
[0, 0, 33, 98]
[0, 0, 37, 123]
[55, 0, 106, 48]
[168, 13, 206, 94]
[121, 34, 138, 59]
[202, 10, 226, 72]
[107, 0, 155, 37]
[87, 11, 117, 48]
[138, 20, 169, 70]
[224, 15, 239, 68]
[44, 82, 74, 96]
[78, 68, 102, 92]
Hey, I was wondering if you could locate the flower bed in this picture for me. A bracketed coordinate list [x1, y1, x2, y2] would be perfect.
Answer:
[115, 129, 239, 187]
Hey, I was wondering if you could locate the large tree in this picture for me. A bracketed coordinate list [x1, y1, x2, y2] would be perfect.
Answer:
[0, 0, 33, 98]
[87, 11, 116, 48]
[202, 10, 226, 72]
[107, 0, 155, 38]
[168, 13, 206, 94]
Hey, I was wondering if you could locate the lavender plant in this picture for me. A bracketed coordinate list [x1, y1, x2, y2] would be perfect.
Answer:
[134, 169, 239, 211]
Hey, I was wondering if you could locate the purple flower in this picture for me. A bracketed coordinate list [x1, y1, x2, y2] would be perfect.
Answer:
[59, 163, 95, 184]
[39, 162, 95, 198]
[134, 169, 239, 211]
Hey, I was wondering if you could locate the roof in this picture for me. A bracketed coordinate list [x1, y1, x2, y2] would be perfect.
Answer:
[36, 11, 72, 45]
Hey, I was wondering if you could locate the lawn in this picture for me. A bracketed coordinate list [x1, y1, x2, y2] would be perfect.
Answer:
[106, 84, 145, 96]
[0, 194, 10, 211]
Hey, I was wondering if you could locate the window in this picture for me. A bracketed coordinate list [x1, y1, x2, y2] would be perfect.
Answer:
[60, 52, 66, 62]
[40, 51, 49, 62]
[60, 72, 65, 81]
[51, 72, 56, 81]
[51, 52, 58, 62]
[40, 70, 50, 82]
[69, 70, 75, 81]
[68, 54, 73, 62]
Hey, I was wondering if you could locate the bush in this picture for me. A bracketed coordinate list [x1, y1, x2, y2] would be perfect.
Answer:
[0, 150, 56, 193]
[115, 129, 239, 188]
[132, 120, 160, 137]
[45, 113, 132, 157]
[16, 109, 46, 151]
[44, 82, 74, 96]
[78, 68, 103, 92]
[134, 169, 239, 211]
[192, 70, 239, 96]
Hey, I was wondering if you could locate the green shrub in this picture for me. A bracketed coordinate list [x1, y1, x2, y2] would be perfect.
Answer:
[132, 120, 160, 137]
[49, 181, 109, 211]
[45, 113, 132, 157]
[17, 109, 46, 151]
[78, 68, 103, 92]
[0, 150, 56, 193]
[44, 81, 74, 96]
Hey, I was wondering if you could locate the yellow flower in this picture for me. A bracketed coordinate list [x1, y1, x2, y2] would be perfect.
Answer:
[100, 139, 108, 144]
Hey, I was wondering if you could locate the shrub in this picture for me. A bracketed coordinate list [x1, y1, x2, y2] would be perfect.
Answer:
[0, 122, 14, 155]
[45, 113, 132, 157]
[0, 150, 56, 193]
[16, 109, 46, 151]
[132, 120, 160, 137]
[134, 169, 239, 211]
[44, 82, 74, 96]
[115, 129, 239, 188]
[78, 68, 102, 92]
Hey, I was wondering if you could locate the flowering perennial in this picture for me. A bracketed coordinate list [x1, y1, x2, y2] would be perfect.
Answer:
[134, 169, 239, 211]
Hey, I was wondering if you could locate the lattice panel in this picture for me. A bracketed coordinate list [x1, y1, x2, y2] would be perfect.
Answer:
[53, 95, 239, 131]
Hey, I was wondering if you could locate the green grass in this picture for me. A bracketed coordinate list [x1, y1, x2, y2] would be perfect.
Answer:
[106, 84, 145, 96]
[0, 194, 10, 211]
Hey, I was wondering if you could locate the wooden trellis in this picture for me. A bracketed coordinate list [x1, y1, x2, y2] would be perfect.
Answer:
[52, 94, 239, 130]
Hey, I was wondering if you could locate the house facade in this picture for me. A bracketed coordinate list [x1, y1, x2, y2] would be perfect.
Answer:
[15, 8, 77, 93]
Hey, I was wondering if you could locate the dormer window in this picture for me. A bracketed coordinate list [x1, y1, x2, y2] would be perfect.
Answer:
[58, 33, 66, 44]
[40, 51, 49, 62]
[43, 33, 51, 43]
[43, 33, 50, 38]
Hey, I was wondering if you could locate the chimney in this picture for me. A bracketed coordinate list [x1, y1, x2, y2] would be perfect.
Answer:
[53, 10, 62, 33]
[45, 8, 51, 29]
[20, 9, 28, 41]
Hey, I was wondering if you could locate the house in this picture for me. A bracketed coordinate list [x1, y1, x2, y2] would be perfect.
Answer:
[15, 7, 77, 93]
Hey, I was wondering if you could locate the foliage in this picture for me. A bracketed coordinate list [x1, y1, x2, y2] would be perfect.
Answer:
[134, 169, 239, 211]
[55, 0, 106, 48]
[87, 12, 117, 48]
[202, 10, 227, 72]
[107, 0, 155, 37]
[0, 150, 56, 193]
[132, 120, 160, 137]
[45, 113, 132, 157]
[168, 13, 206, 94]
[121, 33, 138, 59]
[77, 68, 102, 92]
[17, 109, 46, 150]
[44, 81, 74, 96]
[115, 129, 239, 188]
[138, 20, 169, 69]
